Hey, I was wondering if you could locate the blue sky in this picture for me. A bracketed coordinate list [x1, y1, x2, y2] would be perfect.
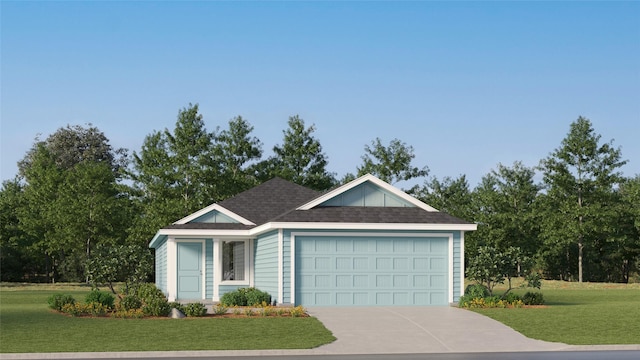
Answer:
[2, 1, 639, 188]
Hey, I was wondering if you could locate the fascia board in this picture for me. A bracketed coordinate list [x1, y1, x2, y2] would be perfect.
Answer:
[173, 204, 255, 226]
[297, 173, 439, 212]
[158, 228, 253, 238]
[148, 232, 165, 248]
[249, 221, 477, 236]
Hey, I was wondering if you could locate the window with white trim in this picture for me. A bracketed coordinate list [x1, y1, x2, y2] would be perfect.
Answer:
[222, 240, 247, 282]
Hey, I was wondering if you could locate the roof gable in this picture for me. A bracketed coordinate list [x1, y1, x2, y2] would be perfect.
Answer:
[298, 174, 439, 212]
[174, 204, 255, 226]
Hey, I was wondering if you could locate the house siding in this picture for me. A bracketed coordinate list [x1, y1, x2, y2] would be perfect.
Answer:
[205, 239, 214, 299]
[452, 231, 462, 302]
[154, 236, 168, 295]
[253, 231, 279, 303]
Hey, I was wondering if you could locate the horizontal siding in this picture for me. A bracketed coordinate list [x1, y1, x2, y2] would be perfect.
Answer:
[253, 231, 279, 302]
[206, 239, 213, 299]
[154, 237, 168, 296]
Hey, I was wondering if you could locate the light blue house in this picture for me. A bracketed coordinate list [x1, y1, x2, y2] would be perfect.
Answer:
[149, 174, 476, 306]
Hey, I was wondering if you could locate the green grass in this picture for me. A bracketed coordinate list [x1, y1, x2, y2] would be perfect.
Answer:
[0, 284, 335, 353]
[471, 281, 640, 345]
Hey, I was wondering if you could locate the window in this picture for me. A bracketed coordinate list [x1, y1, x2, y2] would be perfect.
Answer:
[222, 241, 246, 281]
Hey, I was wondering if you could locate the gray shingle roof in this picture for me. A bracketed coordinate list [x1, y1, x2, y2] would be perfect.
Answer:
[162, 177, 472, 230]
[217, 177, 321, 224]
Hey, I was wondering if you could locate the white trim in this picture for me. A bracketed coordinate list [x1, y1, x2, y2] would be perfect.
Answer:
[174, 204, 255, 226]
[152, 222, 476, 247]
[289, 231, 454, 306]
[174, 239, 206, 300]
[249, 239, 255, 288]
[290, 233, 296, 305]
[460, 231, 466, 300]
[219, 239, 251, 286]
[297, 174, 439, 212]
[448, 235, 454, 304]
[213, 239, 222, 301]
[250, 222, 478, 234]
[167, 237, 177, 302]
[278, 229, 284, 305]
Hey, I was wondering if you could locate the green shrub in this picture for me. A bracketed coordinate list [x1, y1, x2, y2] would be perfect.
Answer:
[244, 288, 271, 306]
[464, 284, 490, 298]
[142, 296, 171, 317]
[221, 289, 246, 306]
[183, 303, 207, 317]
[169, 302, 185, 313]
[85, 290, 115, 309]
[119, 295, 142, 311]
[522, 291, 545, 305]
[47, 293, 76, 311]
[220, 287, 271, 306]
[503, 292, 522, 303]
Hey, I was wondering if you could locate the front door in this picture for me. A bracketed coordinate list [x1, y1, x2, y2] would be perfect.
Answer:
[177, 242, 203, 300]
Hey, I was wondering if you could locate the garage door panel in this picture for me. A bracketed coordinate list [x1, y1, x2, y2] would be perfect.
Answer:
[296, 236, 448, 306]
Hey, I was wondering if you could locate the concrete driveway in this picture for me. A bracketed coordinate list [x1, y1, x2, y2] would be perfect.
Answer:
[307, 306, 571, 354]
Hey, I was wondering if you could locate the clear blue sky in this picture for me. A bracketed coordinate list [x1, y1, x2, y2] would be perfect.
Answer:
[2, 1, 639, 188]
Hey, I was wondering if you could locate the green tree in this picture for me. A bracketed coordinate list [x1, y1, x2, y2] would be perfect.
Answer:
[129, 104, 219, 244]
[357, 138, 428, 185]
[472, 162, 541, 259]
[16, 125, 131, 282]
[260, 115, 336, 190]
[538, 117, 627, 282]
[213, 116, 263, 198]
[411, 175, 473, 220]
[86, 244, 153, 295]
[466, 245, 538, 297]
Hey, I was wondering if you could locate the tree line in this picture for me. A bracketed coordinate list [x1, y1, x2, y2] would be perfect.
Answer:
[1, 104, 638, 284]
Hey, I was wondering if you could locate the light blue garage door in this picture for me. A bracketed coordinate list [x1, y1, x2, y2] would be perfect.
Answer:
[295, 236, 449, 306]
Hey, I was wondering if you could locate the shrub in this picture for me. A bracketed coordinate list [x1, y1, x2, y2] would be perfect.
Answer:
[221, 289, 247, 306]
[48, 294, 76, 311]
[142, 296, 171, 317]
[503, 292, 522, 303]
[85, 290, 115, 309]
[61, 303, 85, 316]
[220, 287, 271, 307]
[244, 288, 271, 306]
[119, 295, 142, 311]
[111, 309, 144, 319]
[464, 284, 490, 298]
[522, 291, 545, 305]
[169, 302, 185, 313]
[85, 302, 108, 316]
[212, 304, 228, 315]
[183, 303, 207, 317]
[290, 305, 306, 317]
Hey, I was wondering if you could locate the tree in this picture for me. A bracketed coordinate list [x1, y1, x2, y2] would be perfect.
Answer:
[357, 138, 428, 186]
[260, 115, 336, 190]
[471, 162, 541, 259]
[411, 175, 473, 220]
[86, 244, 153, 296]
[129, 104, 219, 244]
[0, 179, 43, 281]
[16, 125, 131, 282]
[213, 116, 263, 198]
[466, 245, 538, 297]
[538, 117, 627, 282]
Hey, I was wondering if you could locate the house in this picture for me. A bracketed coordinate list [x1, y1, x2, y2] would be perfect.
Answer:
[149, 174, 476, 306]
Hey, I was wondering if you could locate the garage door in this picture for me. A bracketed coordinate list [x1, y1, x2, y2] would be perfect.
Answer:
[295, 236, 448, 306]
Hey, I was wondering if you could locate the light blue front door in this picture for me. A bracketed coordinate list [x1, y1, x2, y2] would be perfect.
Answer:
[177, 242, 203, 300]
[296, 236, 449, 306]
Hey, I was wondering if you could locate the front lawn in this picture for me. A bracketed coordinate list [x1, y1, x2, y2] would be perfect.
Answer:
[471, 281, 640, 345]
[0, 284, 335, 353]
